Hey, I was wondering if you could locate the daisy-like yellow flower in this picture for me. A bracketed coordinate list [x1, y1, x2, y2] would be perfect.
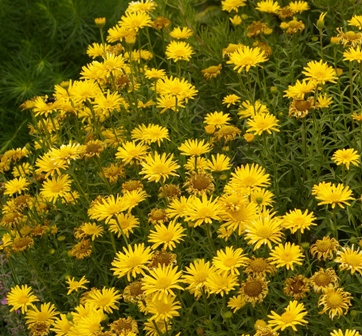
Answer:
[228, 163, 270, 190]
[221, 0, 247, 12]
[238, 100, 269, 119]
[310, 236, 339, 261]
[269, 242, 304, 270]
[313, 182, 355, 209]
[86, 287, 122, 313]
[40, 174, 72, 203]
[284, 79, 316, 100]
[205, 270, 238, 297]
[227, 46, 268, 72]
[111, 243, 153, 281]
[318, 287, 352, 319]
[142, 265, 183, 302]
[243, 256, 276, 277]
[88, 194, 128, 223]
[332, 148, 359, 169]
[222, 94, 240, 108]
[348, 15, 362, 30]
[145, 68, 166, 80]
[256, 0, 281, 14]
[145, 295, 181, 322]
[51, 314, 72, 335]
[120, 11, 152, 31]
[169, 27, 193, 39]
[212, 246, 247, 275]
[343, 45, 362, 63]
[131, 124, 170, 146]
[140, 152, 179, 183]
[302, 60, 337, 85]
[4, 177, 29, 196]
[165, 41, 194, 62]
[126, 0, 157, 13]
[77, 222, 104, 241]
[201, 64, 222, 80]
[247, 113, 280, 135]
[107, 213, 139, 238]
[310, 268, 339, 293]
[148, 221, 186, 250]
[289, 1, 309, 14]
[183, 259, 212, 298]
[25, 302, 59, 336]
[156, 76, 198, 103]
[178, 139, 212, 156]
[228, 295, 246, 313]
[239, 275, 269, 307]
[66, 276, 89, 295]
[115, 141, 149, 165]
[335, 245, 362, 275]
[206, 154, 232, 172]
[184, 194, 224, 227]
[250, 188, 274, 208]
[282, 209, 317, 234]
[331, 330, 361, 336]
[7, 284, 39, 314]
[316, 93, 333, 109]
[268, 300, 308, 331]
[230, 15, 242, 26]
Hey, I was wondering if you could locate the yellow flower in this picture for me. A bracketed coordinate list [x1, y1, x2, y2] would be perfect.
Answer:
[228, 295, 246, 313]
[269, 242, 304, 270]
[331, 330, 361, 336]
[165, 41, 194, 62]
[115, 141, 149, 165]
[212, 246, 247, 275]
[255, 0, 281, 14]
[313, 182, 355, 209]
[316, 93, 333, 108]
[142, 265, 183, 302]
[86, 287, 122, 313]
[169, 27, 193, 39]
[282, 209, 317, 234]
[221, 0, 247, 12]
[111, 243, 153, 281]
[230, 15, 242, 26]
[247, 113, 280, 135]
[25, 302, 59, 336]
[51, 314, 72, 335]
[344, 45, 362, 63]
[183, 259, 212, 298]
[228, 163, 270, 190]
[145, 68, 166, 80]
[348, 15, 362, 30]
[289, 1, 309, 14]
[120, 11, 152, 31]
[239, 275, 269, 306]
[284, 79, 316, 100]
[40, 174, 72, 203]
[205, 270, 238, 296]
[244, 211, 284, 250]
[268, 300, 308, 331]
[222, 94, 240, 108]
[156, 76, 198, 103]
[140, 152, 180, 183]
[145, 295, 181, 322]
[284, 275, 310, 300]
[318, 287, 352, 319]
[88, 195, 129, 223]
[302, 60, 337, 85]
[131, 124, 170, 146]
[335, 245, 362, 275]
[332, 148, 359, 170]
[126, 0, 157, 13]
[7, 284, 39, 314]
[310, 268, 339, 293]
[107, 213, 139, 238]
[78, 222, 104, 241]
[227, 46, 268, 72]
[184, 194, 224, 227]
[238, 100, 269, 119]
[310, 236, 339, 261]
[148, 221, 186, 250]
[178, 139, 212, 156]
[4, 177, 29, 196]
[66, 276, 89, 295]
[206, 154, 232, 172]
[201, 64, 222, 80]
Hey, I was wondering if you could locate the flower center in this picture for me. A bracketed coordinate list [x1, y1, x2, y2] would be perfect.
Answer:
[326, 292, 343, 307]
[280, 311, 295, 323]
[344, 254, 361, 266]
[314, 273, 331, 286]
[244, 280, 263, 297]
